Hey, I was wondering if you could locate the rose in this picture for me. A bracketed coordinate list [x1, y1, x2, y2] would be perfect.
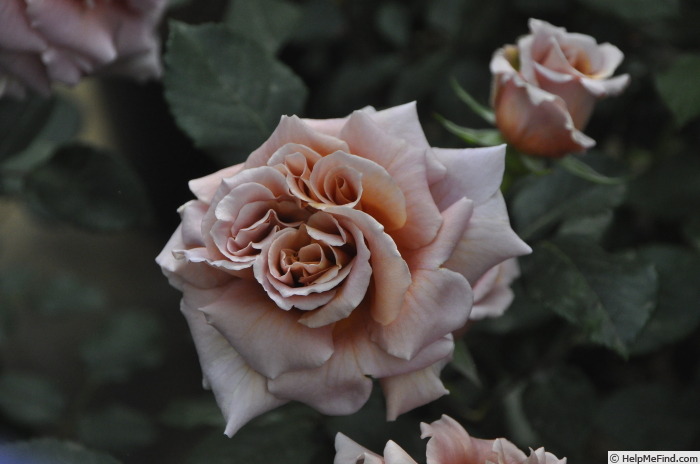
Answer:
[490, 18, 629, 158]
[470, 257, 520, 321]
[335, 415, 567, 464]
[0, 0, 166, 98]
[157, 102, 531, 436]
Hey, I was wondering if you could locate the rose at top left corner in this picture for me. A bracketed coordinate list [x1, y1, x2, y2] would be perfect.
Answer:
[0, 0, 167, 99]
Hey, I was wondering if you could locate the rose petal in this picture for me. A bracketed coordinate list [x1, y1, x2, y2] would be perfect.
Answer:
[0, 0, 47, 51]
[189, 163, 244, 203]
[180, 294, 286, 437]
[334, 433, 385, 464]
[198, 280, 335, 379]
[469, 258, 520, 320]
[383, 442, 419, 464]
[444, 192, 531, 284]
[421, 415, 503, 464]
[381, 360, 449, 421]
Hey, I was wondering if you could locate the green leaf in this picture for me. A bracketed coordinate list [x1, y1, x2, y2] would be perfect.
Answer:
[450, 77, 495, 124]
[22, 143, 151, 231]
[0, 371, 65, 427]
[224, 0, 302, 54]
[36, 272, 106, 316]
[451, 339, 482, 387]
[558, 155, 629, 185]
[576, 0, 679, 22]
[435, 114, 503, 146]
[557, 210, 614, 242]
[160, 397, 225, 429]
[376, 2, 411, 48]
[510, 154, 626, 241]
[78, 405, 157, 452]
[164, 22, 308, 162]
[524, 237, 657, 356]
[522, 367, 597, 457]
[630, 245, 700, 355]
[656, 54, 700, 127]
[0, 439, 121, 464]
[0, 97, 53, 162]
[595, 384, 700, 451]
[186, 405, 322, 464]
[81, 310, 162, 384]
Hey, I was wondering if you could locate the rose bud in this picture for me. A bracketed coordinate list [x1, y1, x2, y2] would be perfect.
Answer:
[0, 0, 166, 98]
[490, 19, 629, 158]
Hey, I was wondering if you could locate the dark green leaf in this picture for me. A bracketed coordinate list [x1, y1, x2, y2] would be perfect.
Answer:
[164, 22, 307, 162]
[576, 0, 679, 22]
[187, 405, 321, 464]
[655, 54, 700, 127]
[450, 77, 495, 124]
[557, 210, 614, 242]
[0, 372, 65, 427]
[522, 367, 597, 457]
[160, 397, 225, 429]
[0, 97, 53, 162]
[559, 155, 629, 185]
[22, 143, 151, 231]
[524, 237, 657, 356]
[510, 153, 626, 241]
[435, 114, 503, 146]
[0, 439, 121, 464]
[224, 0, 302, 54]
[78, 405, 157, 452]
[630, 245, 700, 355]
[595, 384, 700, 451]
[451, 339, 482, 387]
[36, 272, 106, 316]
[376, 2, 411, 48]
[81, 310, 162, 384]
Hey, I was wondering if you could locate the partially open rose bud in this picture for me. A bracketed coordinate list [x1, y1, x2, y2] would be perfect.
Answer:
[0, 0, 166, 98]
[490, 19, 629, 158]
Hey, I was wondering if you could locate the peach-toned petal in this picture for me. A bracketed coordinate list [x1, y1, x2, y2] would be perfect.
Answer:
[334, 433, 385, 464]
[246, 115, 350, 169]
[180, 296, 286, 437]
[371, 268, 472, 360]
[0, 0, 46, 51]
[383, 441, 420, 464]
[469, 258, 520, 320]
[369, 101, 431, 152]
[381, 360, 449, 421]
[421, 415, 500, 464]
[445, 193, 531, 285]
[491, 438, 531, 464]
[340, 110, 443, 249]
[430, 145, 506, 211]
[198, 280, 335, 379]
[523, 447, 568, 464]
[189, 163, 244, 203]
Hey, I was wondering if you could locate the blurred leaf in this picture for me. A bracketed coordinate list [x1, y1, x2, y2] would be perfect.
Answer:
[427, 0, 467, 38]
[524, 237, 657, 356]
[389, 51, 451, 105]
[627, 152, 700, 221]
[451, 339, 482, 387]
[576, 0, 679, 22]
[630, 245, 700, 355]
[164, 21, 307, 162]
[472, 281, 553, 334]
[376, 2, 411, 48]
[559, 155, 629, 185]
[557, 210, 614, 242]
[81, 310, 162, 384]
[288, 0, 344, 43]
[595, 384, 700, 451]
[36, 272, 106, 316]
[655, 54, 700, 127]
[510, 154, 626, 241]
[225, 0, 302, 54]
[78, 405, 157, 452]
[522, 367, 597, 457]
[0, 372, 65, 427]
[0, 439, 121, 464]
[436, 114, 503, 146]
[0, 97, 53, 162]
[23, 143, 151, 231]
[187, 405, 321, 464]
[160, 396, 225, 429]
[450, 78, 495, 124]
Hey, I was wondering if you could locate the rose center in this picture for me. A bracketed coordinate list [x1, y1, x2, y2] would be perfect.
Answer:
[563, 47, 592, 75]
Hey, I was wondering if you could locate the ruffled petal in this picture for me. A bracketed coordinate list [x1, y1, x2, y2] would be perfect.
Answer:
[197, 279, 335, 379]
[334, 433, 385, 464]
[421, 415, 501, 464]
[189, 163, 244, 203]
[180, 294, 286, 437]
[381, 360, 449, 421]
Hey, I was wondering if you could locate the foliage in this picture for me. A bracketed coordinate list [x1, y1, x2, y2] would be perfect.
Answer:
[1, 0, 700, 462]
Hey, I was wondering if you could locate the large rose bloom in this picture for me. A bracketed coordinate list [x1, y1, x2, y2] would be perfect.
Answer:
[157, 102, 531, 436]
[490, 18, 629, 158]
[0, 0, 166, 98]
[335, 415, 566, 464]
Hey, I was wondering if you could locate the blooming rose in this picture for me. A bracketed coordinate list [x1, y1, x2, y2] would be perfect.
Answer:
[0, 0, 166, 98]
[490, 18, 629, 158]
[335, 415, 567, 464]
[156, 102, 531, 436]
[469, 257, 520, 321]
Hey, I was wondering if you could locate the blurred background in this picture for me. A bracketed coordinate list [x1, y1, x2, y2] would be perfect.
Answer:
[1, 0, 699, 462]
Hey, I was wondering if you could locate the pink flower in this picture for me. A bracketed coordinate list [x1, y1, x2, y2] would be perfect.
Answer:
[469, 258, 520, 321]
[0, 0, 166, 98]
[157, 102, 531, 436]
[490, 18, 629, 158]
[335, 415, 567, 464]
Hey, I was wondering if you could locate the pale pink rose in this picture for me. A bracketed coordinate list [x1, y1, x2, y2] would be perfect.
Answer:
[157, 102, 531, 436]
[490, 18, 629, 158]
[469, 257, 520, 321]
[335, 415, 567, 464]
[0, 0, 166, 98]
